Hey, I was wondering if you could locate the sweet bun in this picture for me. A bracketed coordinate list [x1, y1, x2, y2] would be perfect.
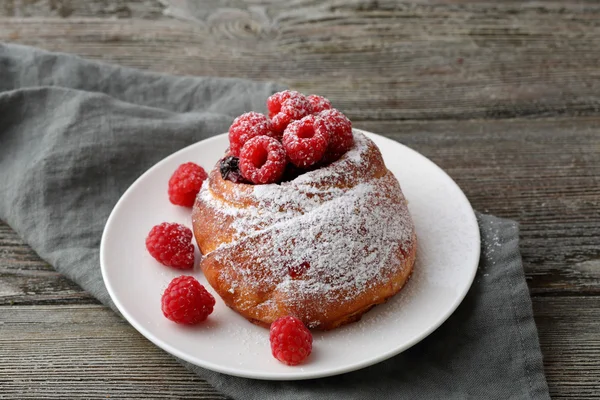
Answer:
[192, 131, 416, 330]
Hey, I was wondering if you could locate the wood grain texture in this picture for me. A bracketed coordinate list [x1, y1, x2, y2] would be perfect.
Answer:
[533, 297, 600, 399]
[0, 297, 598, 399]
[0, 224, 96, 306]
[1, 1, 600, 399]
[0, 305, 226, 399]
[2, 1, 600, 120]
[0, 0, 165, 19]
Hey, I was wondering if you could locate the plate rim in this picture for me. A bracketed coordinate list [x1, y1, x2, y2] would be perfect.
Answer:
[100, 129, 480, 380]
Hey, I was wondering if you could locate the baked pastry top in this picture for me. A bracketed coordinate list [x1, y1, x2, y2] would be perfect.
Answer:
[192, 131, 416, 330]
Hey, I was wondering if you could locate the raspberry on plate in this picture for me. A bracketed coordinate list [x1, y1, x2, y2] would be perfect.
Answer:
[270, 316, 313, 366]
[282, 115, 329, 168]
[161, 276, 215, 324]
[146, 223, 195, 269]
[239, 136, 287, 184]
[228, 112, 276, 157]
[315, 109, 354, 161]
[267, 90, 313, 135]
[168, 162, 208, 207]
[307, 94, 332, 113]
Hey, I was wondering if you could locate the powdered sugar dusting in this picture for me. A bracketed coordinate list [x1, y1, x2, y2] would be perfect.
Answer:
[229, 112, 276, 156]
[197, 131, 415, 327]
[307, 94, 332, 113]
[280, 92, 312, 119]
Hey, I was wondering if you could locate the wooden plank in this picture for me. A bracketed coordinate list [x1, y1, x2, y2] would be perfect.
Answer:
[5, 0, 598, 20]
[0, 297, 597, 399]
[0, 305, 226, 399]
[0, 2, 598, 398]
[0, 223, 96, 306]
[533, 297, 600, 399]
[1, 7, 600, 121]
[2, 116, 598, 302]
[0, 0, 165, 19]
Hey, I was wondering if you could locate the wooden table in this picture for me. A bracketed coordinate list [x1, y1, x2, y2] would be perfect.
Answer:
[1, 1, 599, 398]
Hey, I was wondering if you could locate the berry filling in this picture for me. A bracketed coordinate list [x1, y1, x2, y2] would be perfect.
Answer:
[288, 261, 310, 279]
[220, 93, 353, 185]
[219, 156, 245, 183]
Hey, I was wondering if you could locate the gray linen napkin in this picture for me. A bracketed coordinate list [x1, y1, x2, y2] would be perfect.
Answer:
[0, 43, 550, 399]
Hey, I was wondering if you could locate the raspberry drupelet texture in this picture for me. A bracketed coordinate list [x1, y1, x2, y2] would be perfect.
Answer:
[161, 276, 215, 324]
[282, 115, 329, 168]
[307, 94, 332, 113]
[267, 90, 313, 135]
[267, 90, 293, 118]
[228, 112, 276, 156]
[145, 223, 195, 269]
[270, 316, 313, 366]
[239, 136, 287, 184]
[168, 162, 208, 207]
[315, 108, 354, 161]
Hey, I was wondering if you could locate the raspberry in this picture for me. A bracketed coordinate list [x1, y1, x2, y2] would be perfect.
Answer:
[239, 136, 287, 184]
[168, 162, 208, 207]
[228, 112, 276, 157]
[146, 223, 195, 269]
[315, 109, 354, 161]
[270, 316, 312, 366]
[307, 94, 332, 113]
[267, 90, 313, 135]
[267, 90, 293, 118]
[219, 156, 245, 183]
[282, 115, 329, 168]
[161, 276, 215, 324]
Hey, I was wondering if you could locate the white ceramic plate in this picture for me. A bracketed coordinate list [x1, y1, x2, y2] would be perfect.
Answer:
[100, 129, 480, 380]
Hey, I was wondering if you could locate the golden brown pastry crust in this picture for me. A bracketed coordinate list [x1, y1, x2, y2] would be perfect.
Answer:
[192, 132, 416, 330]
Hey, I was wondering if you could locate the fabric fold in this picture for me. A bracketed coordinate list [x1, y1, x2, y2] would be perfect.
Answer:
[0, 43, 549, 400]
